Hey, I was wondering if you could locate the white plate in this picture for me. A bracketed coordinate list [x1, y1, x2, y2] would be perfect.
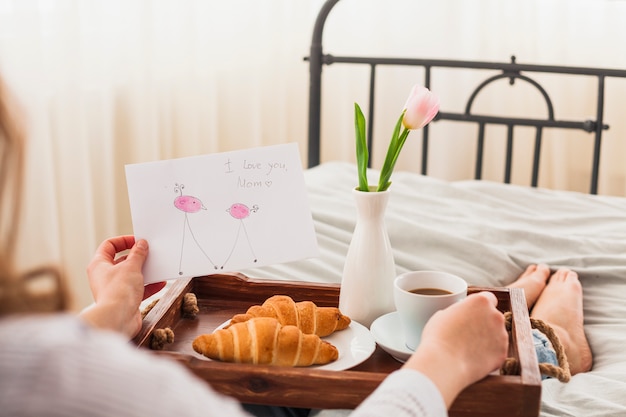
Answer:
[369, 311, 414, 363]
[215, 319, 376, 371]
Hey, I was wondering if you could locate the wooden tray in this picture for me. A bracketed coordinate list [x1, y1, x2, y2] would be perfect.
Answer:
[134, 273, 541, 416]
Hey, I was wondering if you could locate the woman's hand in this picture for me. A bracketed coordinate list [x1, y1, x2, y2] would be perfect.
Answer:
[402, 291, 509, 408]
[80, 236, 165, 338]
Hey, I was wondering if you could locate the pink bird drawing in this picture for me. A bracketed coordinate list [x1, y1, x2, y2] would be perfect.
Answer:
[174, 183, 217, 275]
[221, 203, 259, 268]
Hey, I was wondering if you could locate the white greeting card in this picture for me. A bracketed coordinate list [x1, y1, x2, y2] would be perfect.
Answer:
[125, 143, 319, 284]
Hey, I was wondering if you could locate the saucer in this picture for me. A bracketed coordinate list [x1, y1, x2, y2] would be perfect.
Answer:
[369, 311, 414, 363]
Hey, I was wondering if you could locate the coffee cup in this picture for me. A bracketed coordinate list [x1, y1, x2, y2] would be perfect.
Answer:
[393, 270, 467, 351]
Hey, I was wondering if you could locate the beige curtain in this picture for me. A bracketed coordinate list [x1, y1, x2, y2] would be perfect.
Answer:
[0, 0, 624, 309]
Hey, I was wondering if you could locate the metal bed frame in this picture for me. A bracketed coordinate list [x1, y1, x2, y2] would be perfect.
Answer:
[306, 0, 626, 194]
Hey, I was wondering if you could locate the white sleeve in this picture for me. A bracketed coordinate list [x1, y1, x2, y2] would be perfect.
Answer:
[0, 316, 251, 417]
[349, 369, 447, 417]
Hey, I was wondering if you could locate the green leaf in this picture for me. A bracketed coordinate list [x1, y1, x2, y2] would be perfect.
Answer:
[354, 103, 369, 191]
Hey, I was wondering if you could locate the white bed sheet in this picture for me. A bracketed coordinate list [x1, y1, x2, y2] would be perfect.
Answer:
[241, 161, 626, 417]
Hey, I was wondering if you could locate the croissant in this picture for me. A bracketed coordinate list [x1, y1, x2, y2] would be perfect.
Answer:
[228, 295, 351, 337]
[192, 317, 339, 367]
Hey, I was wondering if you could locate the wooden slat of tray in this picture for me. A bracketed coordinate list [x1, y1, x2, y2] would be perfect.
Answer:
[134, 273, 541, 416]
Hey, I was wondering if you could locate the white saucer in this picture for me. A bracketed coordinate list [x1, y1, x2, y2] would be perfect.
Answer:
[369, 311, 414, 363]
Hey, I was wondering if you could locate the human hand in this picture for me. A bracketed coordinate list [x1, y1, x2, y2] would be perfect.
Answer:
[402, 291, 508, 408]
[80, 235, 166, 338]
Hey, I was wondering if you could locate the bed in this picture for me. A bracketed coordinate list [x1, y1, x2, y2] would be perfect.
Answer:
[239, 1, 626, 416]
[242, 162, 626, 416]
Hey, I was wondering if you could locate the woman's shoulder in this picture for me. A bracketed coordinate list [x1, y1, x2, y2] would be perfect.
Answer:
[1, 313, 125, 349]
[0, 313, 160, 375]
[1, 313, 97, 344]
[0, 313, 247, 417]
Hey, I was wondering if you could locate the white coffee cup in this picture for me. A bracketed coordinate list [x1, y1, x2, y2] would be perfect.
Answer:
[394, 270, 468, 351]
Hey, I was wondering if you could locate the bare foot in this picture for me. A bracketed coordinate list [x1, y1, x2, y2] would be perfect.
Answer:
[531, 268, 593, 375]
[507, 264, 551, 309]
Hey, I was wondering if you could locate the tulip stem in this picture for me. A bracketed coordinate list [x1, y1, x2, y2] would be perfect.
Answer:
[377, 111, 409, 192]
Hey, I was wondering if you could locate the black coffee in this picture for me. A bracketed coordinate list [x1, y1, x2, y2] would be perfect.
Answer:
[409, 287, 453, 296]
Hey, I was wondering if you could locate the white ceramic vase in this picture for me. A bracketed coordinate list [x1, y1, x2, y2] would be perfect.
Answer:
[339, 186, 396, 328]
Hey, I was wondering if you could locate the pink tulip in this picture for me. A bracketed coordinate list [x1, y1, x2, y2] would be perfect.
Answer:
[402, 84, 440, 130]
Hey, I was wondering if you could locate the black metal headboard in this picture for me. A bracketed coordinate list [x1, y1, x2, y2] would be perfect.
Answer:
[306, 0, 626, 194]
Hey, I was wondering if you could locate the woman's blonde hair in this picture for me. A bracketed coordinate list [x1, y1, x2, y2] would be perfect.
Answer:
[0, 74, 71, 315]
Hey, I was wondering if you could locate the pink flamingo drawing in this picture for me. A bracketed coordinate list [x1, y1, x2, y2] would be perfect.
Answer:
[174, 183, 217, 274]
[221, 203, 259, 268]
